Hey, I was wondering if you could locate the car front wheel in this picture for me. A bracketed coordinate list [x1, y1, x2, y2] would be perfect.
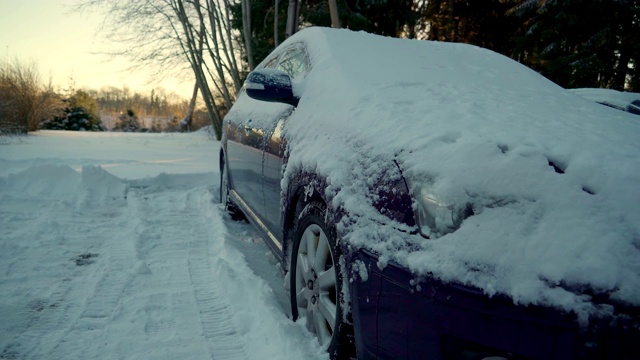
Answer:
[290, 201, 354, 358]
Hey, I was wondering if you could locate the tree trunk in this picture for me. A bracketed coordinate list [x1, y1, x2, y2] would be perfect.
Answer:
[183, 82, 199, 132]
[173, 0, 223, 139]
[328, 0, 341, 28]
[286, 0, 298, 38]
[274, 0, 280, 47]
[241, 0, 255, 70]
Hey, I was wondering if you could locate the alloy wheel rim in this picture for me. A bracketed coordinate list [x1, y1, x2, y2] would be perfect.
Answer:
[295, 224, 338, 348]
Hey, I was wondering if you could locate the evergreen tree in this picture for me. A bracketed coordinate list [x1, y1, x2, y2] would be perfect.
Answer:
[230, 0, 287, 69]
[40, 89, 105, 131]
[508, 0, 640, 90]
[233, 0, 639, 92]
[230, 0, 423, 67]
[422, 0, 522, 56]
[113, 109, 142, 132]
[41, 105, 105, 131]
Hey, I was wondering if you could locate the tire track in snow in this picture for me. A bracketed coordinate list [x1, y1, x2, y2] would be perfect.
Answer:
[1, 195, 135, 359]
[73, 221, 137, 326]
[121, 185, 247, 359]
[187, 189, 247, 360]
[105, 186, 214, 359]
[0, 200, 75, 360]
[45, 205, 140, 359]
[130, 184, 326, 360]
[196, 190, 329, 360]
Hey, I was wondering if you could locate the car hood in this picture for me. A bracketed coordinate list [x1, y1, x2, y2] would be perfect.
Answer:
[278, 27, 640, 320]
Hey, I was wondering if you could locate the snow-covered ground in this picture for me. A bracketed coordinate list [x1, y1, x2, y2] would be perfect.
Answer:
[0, 130, 327, 360]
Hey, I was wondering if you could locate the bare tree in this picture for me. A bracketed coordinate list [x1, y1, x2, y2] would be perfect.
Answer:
[0, 58, 61, 134]
[78, 0, 248, 139]
[168, 0, 224, 136]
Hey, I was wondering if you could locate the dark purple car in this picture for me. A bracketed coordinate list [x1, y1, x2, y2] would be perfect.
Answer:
[219, 28, 640, 359]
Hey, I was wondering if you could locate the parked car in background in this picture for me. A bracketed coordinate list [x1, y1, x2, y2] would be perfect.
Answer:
[219, 27, 640, 359]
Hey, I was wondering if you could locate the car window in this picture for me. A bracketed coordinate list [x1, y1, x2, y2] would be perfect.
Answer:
[263, 55, 280, 69]
[277, 47, 308, 80]
[628, 99, 640, 115]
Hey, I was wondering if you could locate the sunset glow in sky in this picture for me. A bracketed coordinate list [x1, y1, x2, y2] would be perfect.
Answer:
[0, 0, 193, 99]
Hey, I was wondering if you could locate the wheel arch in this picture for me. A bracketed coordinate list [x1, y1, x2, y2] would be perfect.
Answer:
[282, 172, 335, 270]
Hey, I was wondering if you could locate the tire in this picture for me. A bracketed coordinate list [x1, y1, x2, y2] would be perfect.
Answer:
[219, 160, 245, 221]
[289, 201, 354, 359]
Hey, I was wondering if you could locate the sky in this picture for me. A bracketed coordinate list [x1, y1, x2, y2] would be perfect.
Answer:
[0, 0, 193, 99]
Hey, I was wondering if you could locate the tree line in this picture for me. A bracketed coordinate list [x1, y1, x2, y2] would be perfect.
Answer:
[0, 57, 197, 134]
[241, 0, 639, 90]
[86, 86, 194, 131]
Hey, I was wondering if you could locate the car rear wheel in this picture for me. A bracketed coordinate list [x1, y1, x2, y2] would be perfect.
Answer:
[290, 201, 354, 359]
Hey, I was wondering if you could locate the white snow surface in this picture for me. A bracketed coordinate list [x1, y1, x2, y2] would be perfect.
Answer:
[0, 131, 327, 359]
[277, 28, 640, 318]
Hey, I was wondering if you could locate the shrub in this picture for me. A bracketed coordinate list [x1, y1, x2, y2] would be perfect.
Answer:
[112, 109, 141, 132]
[40, 106, 105, 131]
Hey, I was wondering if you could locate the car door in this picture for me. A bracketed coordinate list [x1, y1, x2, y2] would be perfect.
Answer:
[225, 45, 309, 229]
[225, 94, 270, 216]
[225, 55, 285, 217]
[262, 45, 310, 239]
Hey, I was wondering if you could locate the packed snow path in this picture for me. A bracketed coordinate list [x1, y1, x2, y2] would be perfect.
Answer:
[0, 131, 326, 360]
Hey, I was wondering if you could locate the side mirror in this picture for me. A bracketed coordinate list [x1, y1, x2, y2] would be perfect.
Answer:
[245, 69, 299, 106]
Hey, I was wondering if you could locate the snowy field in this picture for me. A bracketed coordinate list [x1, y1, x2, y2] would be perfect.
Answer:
[0, 130, 327, 360]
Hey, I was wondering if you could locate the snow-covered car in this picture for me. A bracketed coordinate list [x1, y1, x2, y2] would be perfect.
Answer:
[219, 28, 640, 359]
[570, 88, 640, 115]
